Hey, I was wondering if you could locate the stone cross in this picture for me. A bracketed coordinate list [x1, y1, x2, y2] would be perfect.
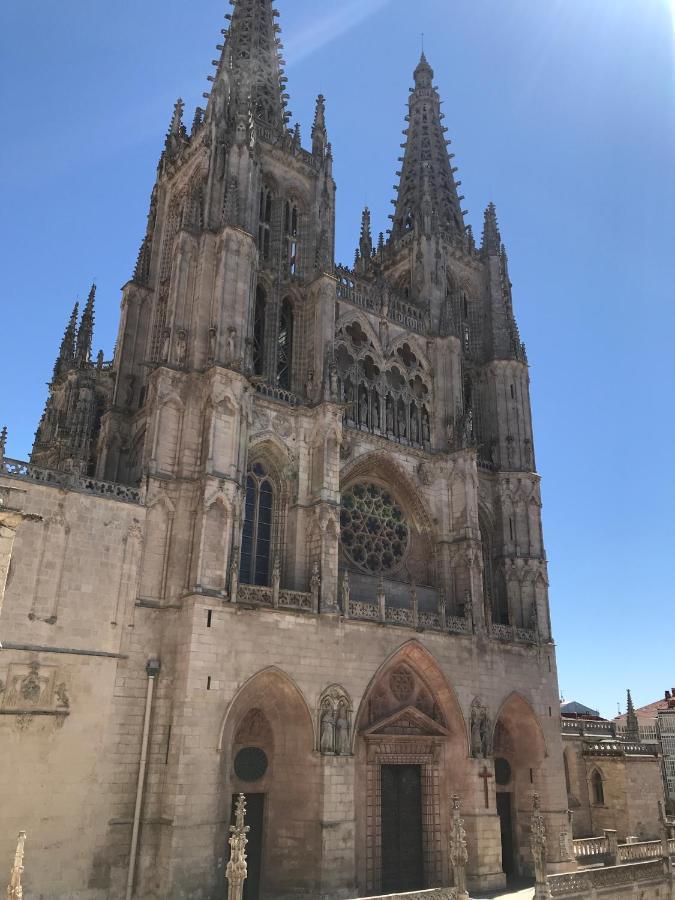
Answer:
[226, 794, 250, 900]
[7, 831, 26, 900]
[479, 766, 493, 809]
[530, 794, 552, 899]
[449, 796, 469, 900]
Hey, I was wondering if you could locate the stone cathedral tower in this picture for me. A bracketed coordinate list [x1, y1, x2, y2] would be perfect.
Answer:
[0, 3, 572, 899]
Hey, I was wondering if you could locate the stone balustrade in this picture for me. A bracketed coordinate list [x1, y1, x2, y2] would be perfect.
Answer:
[572, 834, 675, 866]
[572, 835, 609, 862]
[0, 458, 143, 505]
[347, 891, 457, 900]
[548, 859, 668, 896]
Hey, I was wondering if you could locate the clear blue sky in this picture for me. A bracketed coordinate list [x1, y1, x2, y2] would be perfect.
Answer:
[1, 1, 674, 718]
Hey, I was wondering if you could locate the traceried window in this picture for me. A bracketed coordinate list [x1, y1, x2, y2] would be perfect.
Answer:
[340, 483, 409, 574]
[240, 463, 274, 586]
[253, 286, 267, 376]
[276, 299, 293, 390]
[258, 188, 272, 261]
[284, 201, 299, 275]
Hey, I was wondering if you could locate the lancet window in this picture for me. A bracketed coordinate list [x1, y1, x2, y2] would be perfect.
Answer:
[240, 463, 274, 587]
[276, 299, 294, 390]
[335, 324, 431, 448]
[591, 770, 605, 806]
[284, 201, 300, 276]
[159, 197, 183, 283]
[253, 286, 267, 376]
[258, 188, 272, 261]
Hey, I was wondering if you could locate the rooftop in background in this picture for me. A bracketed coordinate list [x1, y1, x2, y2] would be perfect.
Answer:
[615, 688, 675, 723]
[561, 700, 601, 719]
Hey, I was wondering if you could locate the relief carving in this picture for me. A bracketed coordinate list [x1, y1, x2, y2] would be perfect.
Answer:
[318, 685, 353, 756]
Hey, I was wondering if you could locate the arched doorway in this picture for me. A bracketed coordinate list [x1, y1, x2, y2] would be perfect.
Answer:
[354, 642, 469, 896]
[492, 693, 547, 881]
[218, 669, 321, 899]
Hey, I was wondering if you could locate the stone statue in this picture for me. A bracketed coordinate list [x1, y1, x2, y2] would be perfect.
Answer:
[340, 570, 350, 614]
[208, 325, 217, 364]
[226, 793, 250, 900]
[336, 701, 350, 755]
[479, 707, 492, 757]
[310, 560, 321, 611]
[359, 393, 368, 426]
[530, 794, 551, 897]
[411, 411, 419, 443]
[471, 699, 490, 758]
[446, 418, 455, 450]
[161, 328, 171, 363]
[329, 363, 339, 401]
[226, 327, 237, 365]
[422, 408, 430, 443]
[471, 704, 482, 758]
[320, 702, 336, 754]
[305, 371, 320, 404]
[176, 329, 188, 367]
[449, 796, 469, 900]
[386, 400, 394, 433]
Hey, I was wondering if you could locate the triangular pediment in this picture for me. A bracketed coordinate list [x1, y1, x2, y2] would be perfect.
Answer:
[364, 705, 449, 738]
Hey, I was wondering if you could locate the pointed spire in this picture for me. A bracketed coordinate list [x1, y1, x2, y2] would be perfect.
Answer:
[626, 689, 640, 742]
[389, 53, 465, 242]
[164, 99, 187, 159]
[359, 207, 373, 260]
[53, 302, 79, 379]
[75, 284, 96, 367]
[291, 122, 301, 151]
[212, 0, 289, 132]
[0, 425, 7, 462]
[481, 202, 502, 255]
[312, 94, 328, 156]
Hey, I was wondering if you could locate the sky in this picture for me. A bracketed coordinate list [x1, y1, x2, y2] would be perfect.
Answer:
[1, 0, 674, 719]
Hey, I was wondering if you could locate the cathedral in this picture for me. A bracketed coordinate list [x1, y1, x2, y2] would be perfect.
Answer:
[0, 1, 573, 898]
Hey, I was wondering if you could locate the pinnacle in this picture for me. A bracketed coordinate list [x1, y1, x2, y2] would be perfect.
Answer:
[481, 202, 502, 255]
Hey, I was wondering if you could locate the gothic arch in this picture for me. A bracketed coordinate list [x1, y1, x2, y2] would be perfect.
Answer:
[341, 450, 435, 538]
[492, 691, 548, 761]
[387, 333, 432, 374]
[216, 667, 321, 897]
[354, 640, 467, 743]
[335, 309, 383, 357]
[218, 666, 315, 752]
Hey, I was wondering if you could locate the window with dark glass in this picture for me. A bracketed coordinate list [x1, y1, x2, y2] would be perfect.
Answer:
[253, 286, 266, 376]
[258, 189, 272, 261]
[276, 299, 293, 390]
[592, 770, 605, 806]
[239, 463, 274, 586]
[284, 201, 299, 275]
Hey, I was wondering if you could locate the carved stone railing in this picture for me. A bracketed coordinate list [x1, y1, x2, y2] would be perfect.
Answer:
[348, 600, 380, 621]
[0, 458, 143, 505]
[489, 622, 538, 645]
[562, 719, 616, 736]
[418, 610, 442, 629]
[490, 623, 513, 641]
[278, 589, 313, 612]
[447, 615, 473, 635]
[618, 838, 675, 863]
[514, 626, 538, 643]
[548, 859, 666, 896]
[254, 382, 302, 406]
[335, 267, 426, 334]
[385, 606, 414, 627]
[572, 835, 609, 862]
[347, 890, 457, 900]
[236, 583, 313, 614]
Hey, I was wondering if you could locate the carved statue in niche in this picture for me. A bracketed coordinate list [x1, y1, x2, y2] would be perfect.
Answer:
[417, 462, 432, 486]
[340, 570, 350, 613]
[471, 697, 492, 758]
[176, 329, 188, 367]
[226, 327, 237, 365]
[410, 409, 419, 443]
[446, 417, 456, 451]
[386, 398, 394, 433]
[305, 371, 320, 404]
[208, 325, 217, 364]
[359, 392, 368, 427]
[329, 363, 339, 401]
[422, 407, 430, 443]
[318, 685, 353, 756]
[372, 395, 380, 430]
[310, 560, 321, 610]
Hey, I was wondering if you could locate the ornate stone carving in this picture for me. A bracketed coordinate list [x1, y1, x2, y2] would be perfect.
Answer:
[389, 667, 415, 702]
[7, 830, 26, 900]
[3, 663, 54, 710]
[226, 793, 250, 900]
[531, 793, 552, 898]
[310, 560, 321, 612]
[318, 685, 353, 756]
[417, 461, 432, 486]
[449, 796, 469, 899]
[470, 697, 492, 759]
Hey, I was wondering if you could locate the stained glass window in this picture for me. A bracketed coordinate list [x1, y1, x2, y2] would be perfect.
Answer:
[240, 463, 274, 586]
[340, 483, 409, 574]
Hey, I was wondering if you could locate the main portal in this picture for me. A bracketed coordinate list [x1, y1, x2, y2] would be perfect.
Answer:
[380, 764, 424, 893]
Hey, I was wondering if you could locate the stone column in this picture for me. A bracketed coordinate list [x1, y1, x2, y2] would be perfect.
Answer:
[226, 794, 250, 900]
[0, 485, 27, 647]
[531, 794, 552, 900]
[603, 829, 618, 867]
[7, 831, 26, 900]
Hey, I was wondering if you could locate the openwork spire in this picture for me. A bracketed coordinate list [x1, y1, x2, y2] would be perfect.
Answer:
[359, 207, 373, 260]
[75, 284, 96, 367]
[312, 94, 328, 156]
[481, 202, 502, 255]
[390, 53, 465, 241]
[54, 302, 79, 379]
[626, 689, 640, 742]
[214, 0, 290, 131]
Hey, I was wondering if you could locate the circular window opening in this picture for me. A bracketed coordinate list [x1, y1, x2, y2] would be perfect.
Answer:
[234, 747, 269, 782]
[495, 757, 512, 786]
[340, 483, 410, 574]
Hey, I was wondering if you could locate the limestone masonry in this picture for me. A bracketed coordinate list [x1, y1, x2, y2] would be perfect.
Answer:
[0, 1, 574, 897]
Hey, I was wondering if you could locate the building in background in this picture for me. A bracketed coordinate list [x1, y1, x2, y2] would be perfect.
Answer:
[615, 688, 675, 815]
[562, 693, 665, 842]
[0, 1, 573, 897]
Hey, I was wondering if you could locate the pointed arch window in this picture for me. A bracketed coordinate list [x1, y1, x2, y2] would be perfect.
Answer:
[258, 188, 272, 261]
[240, 463, 274, 586]
[284, 201, 300, 275]
[276, 299, 294, 390]
[253, 286, 267, 376]
[591, 770, 605, 806]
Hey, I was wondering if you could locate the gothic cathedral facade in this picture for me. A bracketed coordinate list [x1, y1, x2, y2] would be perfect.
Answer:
[0, 2, 572, 898]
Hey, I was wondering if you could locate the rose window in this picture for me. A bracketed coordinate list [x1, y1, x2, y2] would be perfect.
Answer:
[340, 483, 410, 573]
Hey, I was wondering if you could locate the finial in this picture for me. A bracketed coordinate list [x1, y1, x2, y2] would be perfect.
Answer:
[414, 51, 434, 88]
[75, 284, 96, 367]
[481, 202, 502, 255]
[312, 93, 328, 156]
[0, 425, 7, 461]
